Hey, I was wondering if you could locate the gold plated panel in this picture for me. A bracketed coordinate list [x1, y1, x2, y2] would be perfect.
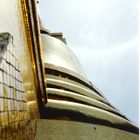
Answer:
[0, 35, 32, 140]
[0, 0, 46, 139]
[20, 0, 47, 117]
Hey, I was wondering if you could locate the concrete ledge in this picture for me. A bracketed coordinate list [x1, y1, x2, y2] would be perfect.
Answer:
[35, 119, 138, 140]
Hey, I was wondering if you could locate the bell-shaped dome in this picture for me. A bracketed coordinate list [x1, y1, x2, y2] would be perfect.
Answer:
[41, 34, 87, 79]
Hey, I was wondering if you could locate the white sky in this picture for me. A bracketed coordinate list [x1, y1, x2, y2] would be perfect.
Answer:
[39, 0, 139, 125]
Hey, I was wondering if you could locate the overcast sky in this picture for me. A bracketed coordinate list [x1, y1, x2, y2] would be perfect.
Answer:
[39, 0, 139, 125]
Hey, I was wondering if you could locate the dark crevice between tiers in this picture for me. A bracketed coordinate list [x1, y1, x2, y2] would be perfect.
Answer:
[46, 83, 108, 105]
[45, 68, 104, 98]
[47, 93, 128, 120]
[45, 107, 139, 134]
[41, 30, 49, 35]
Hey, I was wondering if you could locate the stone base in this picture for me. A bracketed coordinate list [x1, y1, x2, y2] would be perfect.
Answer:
[35, 119, 138, 140]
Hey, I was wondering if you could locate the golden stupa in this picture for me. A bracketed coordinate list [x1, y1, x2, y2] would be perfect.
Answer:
[0, 0, 138, 140]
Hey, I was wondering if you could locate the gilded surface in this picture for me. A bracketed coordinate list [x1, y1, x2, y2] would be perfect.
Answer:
[18, 0, 39, 118]
[0, 0, 138, 139]
[41, 34, 87, 78]
[0, 34, 31, 140]
[0, 0, 43, 139]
